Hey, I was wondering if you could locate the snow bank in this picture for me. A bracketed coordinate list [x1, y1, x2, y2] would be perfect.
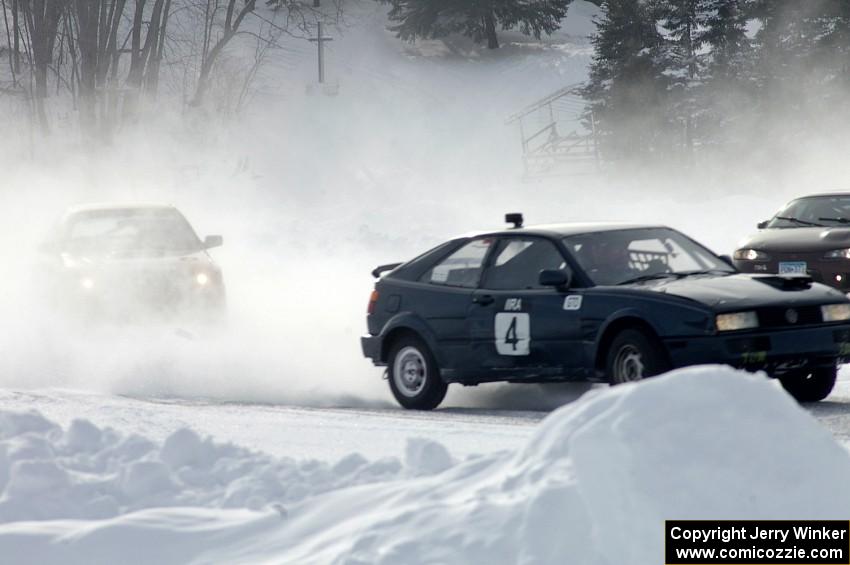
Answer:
[1, 366, 849, 564]
[0, 411, 444, 524]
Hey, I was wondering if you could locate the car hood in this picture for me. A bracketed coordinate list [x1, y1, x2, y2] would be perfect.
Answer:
[738, 227, 850, 253]
[62, 249, 216, 271]
[630, 273, 848, 310]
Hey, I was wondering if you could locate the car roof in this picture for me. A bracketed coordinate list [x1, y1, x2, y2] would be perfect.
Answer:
[64, 202, 177, 216]
[792, 192, 850, 200]
[463, 222, 669, 239]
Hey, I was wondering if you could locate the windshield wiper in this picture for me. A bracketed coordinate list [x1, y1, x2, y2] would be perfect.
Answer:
[617, 269, 732, 286]
[774, 216, 823, 227]
[616, 273, 679, 286]
[818, 217, 850, 224]
[675, 269, 734, 277]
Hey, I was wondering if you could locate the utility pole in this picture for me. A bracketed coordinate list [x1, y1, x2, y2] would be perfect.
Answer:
[308, 21, 333, 84]
[590, 110, 600, 167]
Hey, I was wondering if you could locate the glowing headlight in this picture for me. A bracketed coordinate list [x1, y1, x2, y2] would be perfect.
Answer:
[824, 248, 850, 260]
[716, 311, 759, 332]
[80, 277, 95, 290]
[733, 249, 770, 261]
[195, 273, 210, 286]
[821, 303, 850, 322]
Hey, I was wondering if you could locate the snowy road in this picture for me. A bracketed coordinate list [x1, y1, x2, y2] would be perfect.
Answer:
[0, 388, 543, 461]
[3, 370, 850, 462]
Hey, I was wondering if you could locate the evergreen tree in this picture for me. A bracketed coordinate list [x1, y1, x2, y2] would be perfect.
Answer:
[379, 0, 574, 49]
[582, 0, 671, 160]
[697, 0, 752, 82]
[816, 0, 850, 92]
[656, 0, 704, 151]
[751, 0, 835, 106]
[693, 0, 755, 144]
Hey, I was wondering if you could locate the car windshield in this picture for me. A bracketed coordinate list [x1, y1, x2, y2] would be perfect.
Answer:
[564, 228, 734, 286]
[767, 196, 850, 228]
[64, 208, 202, 254]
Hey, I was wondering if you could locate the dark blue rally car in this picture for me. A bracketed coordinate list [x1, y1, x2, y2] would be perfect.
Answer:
[362, 215, 850, 410]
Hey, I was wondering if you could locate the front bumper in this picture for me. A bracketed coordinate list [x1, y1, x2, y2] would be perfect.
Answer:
[735, 258, 850, 290]
[57, 278, 226, 322]
[665, 324, 850, 371]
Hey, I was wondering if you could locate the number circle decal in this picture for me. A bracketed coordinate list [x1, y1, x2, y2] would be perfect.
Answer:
[495, 313, 530, 356]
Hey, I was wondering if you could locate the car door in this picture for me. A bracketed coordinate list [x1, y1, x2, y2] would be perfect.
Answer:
[468, 237, 583, 379]
[413, 237, 496, 370]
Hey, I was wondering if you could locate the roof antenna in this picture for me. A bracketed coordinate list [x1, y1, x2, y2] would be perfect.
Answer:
[505, 213, 524, 229]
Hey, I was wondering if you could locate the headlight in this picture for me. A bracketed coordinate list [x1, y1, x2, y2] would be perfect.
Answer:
[821, 303, 850, 322]
[733, 249, 770, 261]
[195, 273, 210, 286]
[716, 311, 759, 332]
[824, 248, 850, 260]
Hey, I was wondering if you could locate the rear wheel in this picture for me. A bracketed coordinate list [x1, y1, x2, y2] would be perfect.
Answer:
[387, 336, 448, 410]
[779, 366, 836, 403]
[605, 329, 669, 385]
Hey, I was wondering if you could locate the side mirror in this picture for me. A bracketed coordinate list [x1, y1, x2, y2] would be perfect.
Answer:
[718, 254, 736, 268]
[757, 221, 768, 229]
[539, 269, 571, 289]
[204, 235, 223, 249]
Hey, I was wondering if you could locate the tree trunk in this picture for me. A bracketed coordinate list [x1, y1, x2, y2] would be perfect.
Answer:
[122, 0, 148, 117]
[21, 0, 63, 133]
[123, 0, 166, 118]
[12, 0, 19, 73]
[1, 0, 17, 85]
[63, 11, 79, 106]
[191, 0, 255, 106]
[74, 0, 99, 134]
[142, 0, 170, 97]
[484, 9, 498, 49]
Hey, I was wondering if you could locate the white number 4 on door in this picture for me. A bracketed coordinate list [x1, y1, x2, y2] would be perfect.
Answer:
[495, 313, 530, 356]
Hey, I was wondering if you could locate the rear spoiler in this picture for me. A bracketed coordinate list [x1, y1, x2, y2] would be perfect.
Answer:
[372, 262, 402, 279]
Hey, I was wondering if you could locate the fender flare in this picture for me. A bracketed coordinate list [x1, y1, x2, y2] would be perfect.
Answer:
[592, 308, 666, 370]
[595, 308, 664, 344]
[377, 312, 444, 366]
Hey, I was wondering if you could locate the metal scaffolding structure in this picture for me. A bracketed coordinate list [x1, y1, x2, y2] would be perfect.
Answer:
[507, 83, 598, 176]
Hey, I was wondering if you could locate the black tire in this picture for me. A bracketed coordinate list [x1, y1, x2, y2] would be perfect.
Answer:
[387, 336, 448, 410]
[605, 329, 669, 385]
[779, 366, 836, 403]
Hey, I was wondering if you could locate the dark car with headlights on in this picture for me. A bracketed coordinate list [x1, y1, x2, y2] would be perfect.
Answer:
[734, 193, 850, 290]
[42, 203, 225, 322]
[362, 215, 850, 410]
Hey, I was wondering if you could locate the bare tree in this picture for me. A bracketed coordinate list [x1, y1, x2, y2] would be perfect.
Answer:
[123, 0, 171, 118]
[142, 0, 170, 95]
[1, 0, 20, 85]
[190, 0, 255, 106]
[2, 0, 329, 134]
[20, 0, 63, 131]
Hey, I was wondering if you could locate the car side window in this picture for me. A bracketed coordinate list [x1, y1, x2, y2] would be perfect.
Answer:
[420, 238, 494, 288]
[483, 238, 568, 290]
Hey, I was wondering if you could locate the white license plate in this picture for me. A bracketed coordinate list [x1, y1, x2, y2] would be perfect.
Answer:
[779, 261, 807, 275]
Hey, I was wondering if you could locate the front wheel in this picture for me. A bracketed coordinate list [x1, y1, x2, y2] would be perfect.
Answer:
[605, 329, 669, 385]
[387, 336, 448, 410]
[779, 366, 836, 403]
